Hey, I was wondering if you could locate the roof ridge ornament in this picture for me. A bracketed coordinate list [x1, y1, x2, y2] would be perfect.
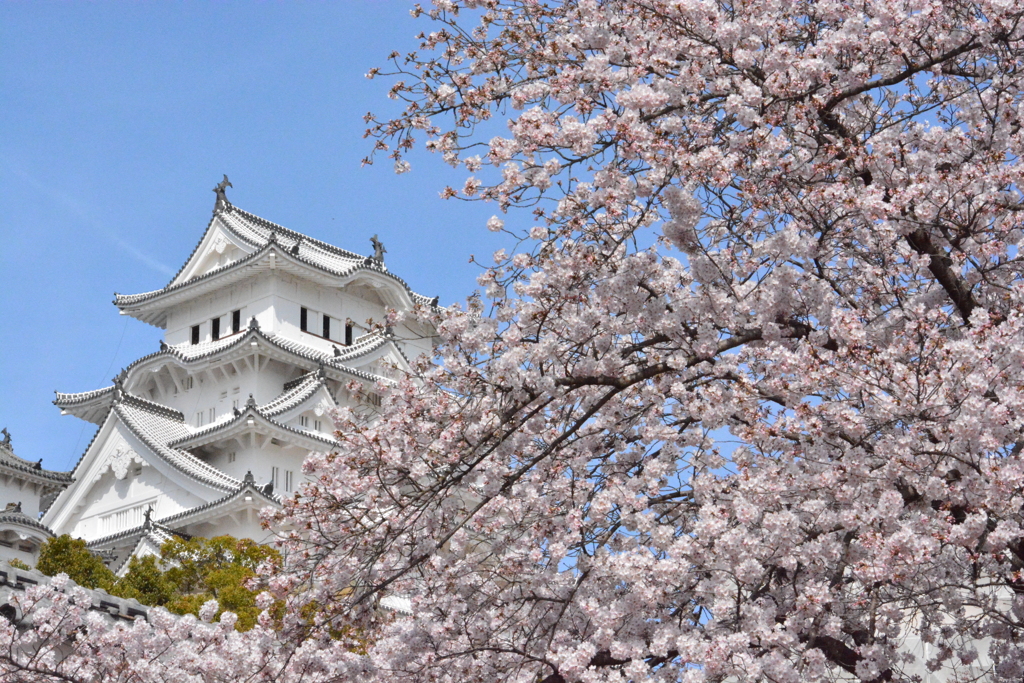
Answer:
[290, 238, 301, 256]
[243, 470, 255, 484]
[0, 428, 10, 449]
[370, 234, 386, 265]
[249, 316, 261, 331]
[112, 373, 125, 402]
[213, 175, 233, 212]
[246, 394, 257, 408]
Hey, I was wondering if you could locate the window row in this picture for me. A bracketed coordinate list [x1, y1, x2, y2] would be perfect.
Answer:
[271, 466, 296, 493]
[193, 386, 243, 425]
[298, 414, 323, 431]
[300, 307, 353, 345]
[191, 309, 243, 345]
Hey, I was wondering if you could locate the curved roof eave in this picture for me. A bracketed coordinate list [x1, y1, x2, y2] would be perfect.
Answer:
[116, 245, 425, 312]
[0, 460, 73, 486]
[115, 206, 436, 313]
[165, 210, 221, 289]
[117, 326, 395, 390]
[54, 385, 115, 408]
[86, 482, 280, 550]
[167, 405, 338, 451]
[261, 374, 330, 417]
[0, 513, 56, 538]
[0, 446, 73, 485]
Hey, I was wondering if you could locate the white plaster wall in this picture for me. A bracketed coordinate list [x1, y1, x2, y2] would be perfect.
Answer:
[0, 537, 43, 567]
[272, 275, 380, 349]
[68, 464, 206, 541]
[182, 511, 273, 544]
[0, 476, 44, 518]
[152, 356, 294, 426]
[52, 425, 214, 541]
[164, 274, 277, 345]
[200, 441, 308, 494]
[394, 321, 435, 360]
[162, 270, 434, 370]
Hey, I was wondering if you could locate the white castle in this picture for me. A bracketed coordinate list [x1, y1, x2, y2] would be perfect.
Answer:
[0, 179, 435, 573]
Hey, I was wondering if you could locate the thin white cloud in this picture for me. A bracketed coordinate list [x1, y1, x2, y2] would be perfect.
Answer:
[109, 236, 176, 276]
[3, 161, 175, 276]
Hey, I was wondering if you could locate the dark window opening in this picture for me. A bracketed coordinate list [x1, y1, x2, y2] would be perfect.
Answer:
[322, 314, 331, 339]
[345, 324, 353, 346]
[191, 325, 200, 345]
[211, 317, 220, 341]
[0, 604, 16, 623]
[232, 309, 241, 334]
[300, 307, 308, 332]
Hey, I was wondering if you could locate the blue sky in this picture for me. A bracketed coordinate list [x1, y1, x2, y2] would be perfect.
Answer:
[0, 1, 509, 471]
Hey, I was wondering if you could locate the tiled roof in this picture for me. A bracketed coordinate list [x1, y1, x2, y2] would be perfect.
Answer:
[219, 207, 365, 269]
[0, 511, 54, 537]
[85, 521, 181, 551]
[41, 421, 105, 518]
[380, 595, 414, 615]
[87, 482, 279, 550]
[330, 331, 390, 362]
[0, 443, 73, 484]
[260, 373, 326, 417]
[0, 561, 150, 623]
[120, 393, 184, 421]
[106, 525, 186, 574]
[55, 328, 391, 420]
[282, 370, 317, 392]
[269, 334, 394, 384]
[116, 327, 393, 388]
[166, 212, 218, 289]
[114, 401, 239, 492]
[144, 525, 179, 547]
[167, 404, 337, 451]
[53, 385, 115, 407]
[112, 241, 270, 307]
[115, 204, 436, 310]
[339, 329, 414, 369]
[156, 481, 280, 526]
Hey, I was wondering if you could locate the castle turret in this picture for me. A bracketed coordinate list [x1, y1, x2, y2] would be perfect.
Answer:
[44, 182, 437, 573]
[0, 428, 72, 565]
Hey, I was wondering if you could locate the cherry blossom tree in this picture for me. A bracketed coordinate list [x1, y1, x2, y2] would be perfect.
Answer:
[6, 1, 1024, 681]
[305, 1, 1024, 681]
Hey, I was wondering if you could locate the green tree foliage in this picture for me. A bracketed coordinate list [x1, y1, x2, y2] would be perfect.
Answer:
[36, 535, 115, 590]
[36, 534, 278, 631]
[111, 555, 175, 607]
[157, 535, 279, 630]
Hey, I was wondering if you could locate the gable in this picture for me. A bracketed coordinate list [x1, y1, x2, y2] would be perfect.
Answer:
[170, 218, 253, 287]
[351, 344, 411, 381]
[42, 412, 225, 541]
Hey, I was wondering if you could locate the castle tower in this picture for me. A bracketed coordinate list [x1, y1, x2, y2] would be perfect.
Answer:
[0, 429, 72, 565]
[44, 181, 437, 573]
